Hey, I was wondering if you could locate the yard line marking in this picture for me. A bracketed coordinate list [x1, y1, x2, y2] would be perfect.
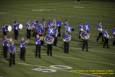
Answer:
[69, 70, 101, 77]
[18, 63, 99, 77]
[18, 62, 39, 67]
[73, 6, 85, 9]
[32, 9, 56, 12]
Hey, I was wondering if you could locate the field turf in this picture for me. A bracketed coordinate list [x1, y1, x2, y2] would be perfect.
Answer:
[0, 0, 115, 77]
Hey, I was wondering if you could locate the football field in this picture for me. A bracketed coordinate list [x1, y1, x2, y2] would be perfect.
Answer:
[0, 0, 115, 77]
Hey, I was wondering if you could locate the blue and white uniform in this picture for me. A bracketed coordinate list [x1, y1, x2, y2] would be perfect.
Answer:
[44, 34, 54, 56]
[103, 31, 109, 39]
[80, 31, 89, 51]
[84, 23, 90, 33]
[63, 32, 71, 54]
[20, 40, 26, 61]
[35, 38, 41, 45]
[78, 24, 84, 31]
[37, 25, 44, 35]
[13, 21, 19, 40]
[9, 43, 16, 67]
[48, 27, 57, 36]
[78, 24, 84, 39]
[2, 39, 9, 59]
[96, 22, 104, 42]
[2, 24, 8, 36]
[9, 44, 16, 54]
[56, 20, 63, 37]
[35, 37, 41, 58]
[48, 20, 53, 28]
[102, 31, 110, 48]
[26, 23, 32, 39]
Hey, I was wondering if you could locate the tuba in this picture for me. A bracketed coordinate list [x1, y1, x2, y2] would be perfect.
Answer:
[44, 35, 54, 44]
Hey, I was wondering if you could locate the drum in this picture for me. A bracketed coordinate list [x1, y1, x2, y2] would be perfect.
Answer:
[19, 24, 23, 29]
[63, 34, 71, 42]
[8, 25, 12, 32]
[44, 35, 54, 44]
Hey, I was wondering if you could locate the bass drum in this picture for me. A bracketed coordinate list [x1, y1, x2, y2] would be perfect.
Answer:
[44, 35, 54, 44]
[8, 25, 12, 32]
[19, 24, 23, 29]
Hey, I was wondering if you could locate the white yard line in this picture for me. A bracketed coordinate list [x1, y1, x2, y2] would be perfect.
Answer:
[32, 9, 56, 12]
[73, 6, 85, 9]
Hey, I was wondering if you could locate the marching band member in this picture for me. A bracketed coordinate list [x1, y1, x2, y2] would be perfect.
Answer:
[37, 24, 44, 45]
[44, 34, 54, 56]
[63, 31, 71, 54]
[64, 19, 74, 33]
[2, 36, 9, 59]
[80, 31, 90, 51]
[54, 27, 58, 46]
[35, 35, 42, 58]
[26, 22, 32, 40]
[48, 25, 58, 46]
[8, 38, 16, 67]
[112, 28, 115, 46]
[103, 30, 110, 48]
[64, 25, 72, 33]
[78, 24, 84, 39]
[42, 18, 48, 36]
[2, 24, 8, 37]
[12, 21, 19, 40]
[96, 22, 104, 42]
[48, 19, 54, 29]
[20, 37, 26, 61]
[56, 20, 63, 37]
[32, 20, 38, 37]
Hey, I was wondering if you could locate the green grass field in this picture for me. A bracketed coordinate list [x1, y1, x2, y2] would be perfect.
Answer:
[0, 0, 115, 77]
